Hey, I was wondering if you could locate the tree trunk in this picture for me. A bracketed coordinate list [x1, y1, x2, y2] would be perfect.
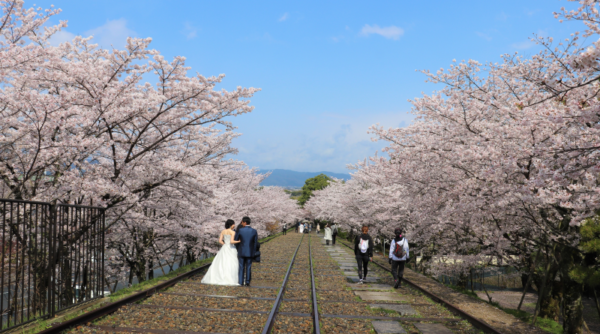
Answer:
[540, 276, 561, 322]
[148, 260, 154, 280]
[562, 278, 583, 334]
[134, 259, 146, 283]
[558, 241, 584, 334]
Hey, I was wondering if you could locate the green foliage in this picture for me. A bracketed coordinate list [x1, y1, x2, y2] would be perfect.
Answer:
[568, 216, 600, 287]
[568, 265, 600, 286]
[298, 174, 332, 206]
[284, 189, 302, 197]
[581, 217, 600, 253]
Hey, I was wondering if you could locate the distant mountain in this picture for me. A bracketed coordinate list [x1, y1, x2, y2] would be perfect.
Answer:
[259, 169, 350, 188]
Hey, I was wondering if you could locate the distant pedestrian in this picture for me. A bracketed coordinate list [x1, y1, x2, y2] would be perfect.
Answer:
[316, 223, 321, 234]
[296, 221, 300, 233]
[354, 226, 373, 284]
[389, 228, 409, 289]
[308, 222, 312, 233]
[331, 223, 339, 245]
[324, 224, 332, 245]
[283, 222, 287, 235]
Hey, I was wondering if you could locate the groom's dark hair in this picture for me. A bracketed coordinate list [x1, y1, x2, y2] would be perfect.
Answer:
[242, 216, 251, 225]
[225, 219, 235, 229]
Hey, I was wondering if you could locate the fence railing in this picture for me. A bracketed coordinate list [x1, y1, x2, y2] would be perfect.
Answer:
[0, 199, 105, 331]
[436, 267, 524, 292]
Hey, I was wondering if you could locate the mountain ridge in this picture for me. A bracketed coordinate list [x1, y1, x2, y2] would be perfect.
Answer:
[259, 169, 350, 188]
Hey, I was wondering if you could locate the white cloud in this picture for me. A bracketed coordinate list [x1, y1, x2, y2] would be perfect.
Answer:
[511, 40, 536, 49]
[360, 24, 404, 40]
[476, 32, 492, 41]
[85, 19, 137, 48]
[278, 13, 289, 22]
[181, 22, 198, 40]
[48, 29, 76, 46]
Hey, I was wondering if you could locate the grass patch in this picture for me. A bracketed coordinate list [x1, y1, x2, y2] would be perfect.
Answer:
[368, 305, 399, 315]
[501, 307, 563, 334]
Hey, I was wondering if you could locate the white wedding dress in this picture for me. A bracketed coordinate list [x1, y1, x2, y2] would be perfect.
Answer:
[201, 234, 240, 286]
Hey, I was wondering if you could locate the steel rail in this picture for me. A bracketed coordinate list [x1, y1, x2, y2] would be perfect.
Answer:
[338, 240, 502, 334]
[261, 234, 305, 334]
[37, 233, 287, 334]
[308, 234, 321, 334]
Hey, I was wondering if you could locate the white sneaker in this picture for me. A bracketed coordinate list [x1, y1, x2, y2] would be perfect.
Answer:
[359, 279, 363, 284]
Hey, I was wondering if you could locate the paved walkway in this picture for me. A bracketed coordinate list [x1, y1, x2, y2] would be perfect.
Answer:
[336, 239, 548, 334]
[320, 238, 468, 333]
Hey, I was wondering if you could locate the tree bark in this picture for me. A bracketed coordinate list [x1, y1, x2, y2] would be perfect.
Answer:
[562, 278, 583, 334]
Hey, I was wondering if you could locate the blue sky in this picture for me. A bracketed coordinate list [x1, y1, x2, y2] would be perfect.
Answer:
[38, 0, 582, 173]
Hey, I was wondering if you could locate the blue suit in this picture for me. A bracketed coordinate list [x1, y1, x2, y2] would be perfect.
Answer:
[234, 226, 258, 285]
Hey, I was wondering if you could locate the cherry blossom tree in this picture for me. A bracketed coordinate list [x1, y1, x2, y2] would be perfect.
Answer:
[307, 1, 600, 331]
[0, 0, 302, 297]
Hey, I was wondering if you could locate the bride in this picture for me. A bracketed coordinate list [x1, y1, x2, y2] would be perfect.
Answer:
[201, 219, 241, 285]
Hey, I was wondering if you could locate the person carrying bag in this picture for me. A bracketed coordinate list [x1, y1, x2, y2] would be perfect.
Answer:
[389, 227, 409, 289]
[331, 223, 339, 245]
[354, 226, 373, 284]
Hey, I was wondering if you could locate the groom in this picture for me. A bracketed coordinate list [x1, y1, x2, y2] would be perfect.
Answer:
[234, 216, 258, 286]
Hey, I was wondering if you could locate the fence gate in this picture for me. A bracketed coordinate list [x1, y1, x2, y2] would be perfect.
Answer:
[0, 199, 105, 331]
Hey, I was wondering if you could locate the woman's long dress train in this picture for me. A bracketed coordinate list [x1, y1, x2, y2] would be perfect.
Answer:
[201, 235, 239, 286]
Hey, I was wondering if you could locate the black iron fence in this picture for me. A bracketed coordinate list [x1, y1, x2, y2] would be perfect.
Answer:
[0, 199, 105, 331]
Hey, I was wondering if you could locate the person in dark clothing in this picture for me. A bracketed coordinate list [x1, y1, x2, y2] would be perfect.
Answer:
[331, 223, 338, 245]
[353, 226, 374, 284]
[389, 227, 410, 288]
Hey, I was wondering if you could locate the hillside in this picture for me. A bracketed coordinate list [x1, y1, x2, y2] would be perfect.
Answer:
[259, 169, 350, 188]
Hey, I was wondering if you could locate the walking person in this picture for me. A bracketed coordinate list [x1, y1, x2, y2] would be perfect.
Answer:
[296, 220, 300, 233]
[324, 223, 333, 245]
[283, 222, 287, 235]
[331, 223, 339, 245]
[389, 228, 409, 289]
[234, 216, 258, 286]
[308, 221, 312, 233]
[354, 226, 373, 284]
[316, 223, 321, 234]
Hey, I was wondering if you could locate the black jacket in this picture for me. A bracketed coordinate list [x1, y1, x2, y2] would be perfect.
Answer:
[354, 233, 374, 257]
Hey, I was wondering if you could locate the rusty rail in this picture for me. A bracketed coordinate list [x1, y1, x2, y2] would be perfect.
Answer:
[260, 233, 304, 334]
[308, 234, 321, 334]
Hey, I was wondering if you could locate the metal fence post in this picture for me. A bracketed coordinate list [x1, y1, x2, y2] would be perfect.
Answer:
[48, 201, 57, 319]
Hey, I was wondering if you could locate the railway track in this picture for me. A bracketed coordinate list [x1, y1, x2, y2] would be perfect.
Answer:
[39, 232, 499, 333]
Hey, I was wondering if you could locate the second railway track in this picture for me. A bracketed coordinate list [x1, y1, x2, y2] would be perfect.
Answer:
[50, 232, 494, 333]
